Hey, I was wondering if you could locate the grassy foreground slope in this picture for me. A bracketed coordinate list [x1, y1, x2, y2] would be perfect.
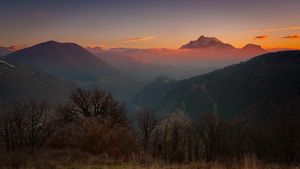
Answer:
[1, 151, 299, 169]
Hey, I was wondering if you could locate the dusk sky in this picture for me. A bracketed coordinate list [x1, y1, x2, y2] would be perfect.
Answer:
[1, 0, 300, 49]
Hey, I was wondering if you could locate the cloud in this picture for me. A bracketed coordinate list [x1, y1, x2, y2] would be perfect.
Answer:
[255, 35, 268, 40]
[282, 35, 300, 39]
[122, 36, 156, 42]
[250, 26, 300, 33]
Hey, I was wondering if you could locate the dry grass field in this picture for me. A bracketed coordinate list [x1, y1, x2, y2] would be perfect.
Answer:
[1, 150, 299, 169]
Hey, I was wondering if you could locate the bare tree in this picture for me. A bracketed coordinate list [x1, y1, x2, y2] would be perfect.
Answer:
[54, 88, 137, 158]
[24, 101, 55, 151]
[194, 112, 223, 161]
[0, 101, 54, 152]
[57, 88, 128, 127]
[136, 108, 158, 154]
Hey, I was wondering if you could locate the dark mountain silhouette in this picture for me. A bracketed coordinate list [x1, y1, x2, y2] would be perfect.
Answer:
[4, 41, 117, 81]
[0, 60, 76, 104]
[131, 50, 300, 120]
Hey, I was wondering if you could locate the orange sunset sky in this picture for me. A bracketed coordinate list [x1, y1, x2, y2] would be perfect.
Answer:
[0, 0, 300, 49]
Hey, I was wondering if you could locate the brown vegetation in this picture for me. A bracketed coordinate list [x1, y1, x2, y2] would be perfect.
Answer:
[0, 88, 299, 168]
[0, 151, 299, 169]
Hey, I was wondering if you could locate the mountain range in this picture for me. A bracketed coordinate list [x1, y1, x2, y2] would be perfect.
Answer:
[1, 38, 298, 121]
[103, 36, 267, 68]
[180, 35, 265, 53]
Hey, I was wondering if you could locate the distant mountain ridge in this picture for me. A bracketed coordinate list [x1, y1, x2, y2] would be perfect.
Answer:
[4, 41, 117, 81]
[131, 50, 300, 120]
[180, 35, 265, 54]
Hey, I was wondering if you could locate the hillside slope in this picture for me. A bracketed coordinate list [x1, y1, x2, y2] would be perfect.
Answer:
[132, 51, 300, 120]
[0, 60, 76, 104]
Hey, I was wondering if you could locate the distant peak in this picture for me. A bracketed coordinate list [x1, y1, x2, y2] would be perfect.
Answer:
[198, 35, 206, 40]
[37, 41, 81, 49]
[43, 40, 61, 45]
[243, 43, 261, 48]
[180, 35, 234, 49]
[36, 41, 62, 48]
[197, 35, 222, 43]
[42, 40, 77, 45]
[242, 43, 265, 52]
